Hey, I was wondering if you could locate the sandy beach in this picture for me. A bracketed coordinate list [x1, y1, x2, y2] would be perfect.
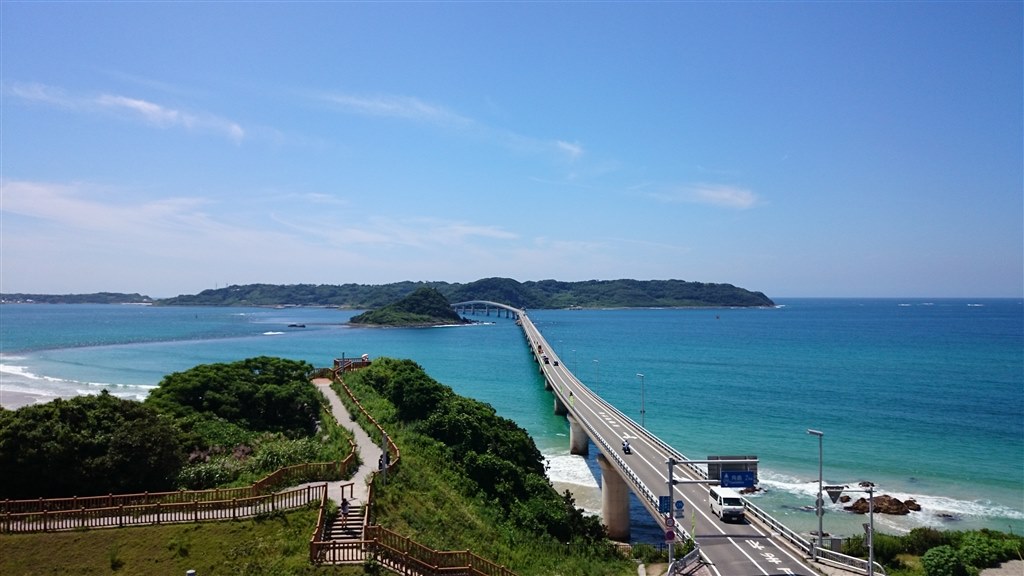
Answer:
[0, 390, 56, 410]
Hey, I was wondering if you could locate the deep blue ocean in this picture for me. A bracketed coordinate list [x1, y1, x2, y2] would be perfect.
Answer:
[1, 299, 1021, 542]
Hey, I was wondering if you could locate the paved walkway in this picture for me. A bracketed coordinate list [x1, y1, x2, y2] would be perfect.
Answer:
[307, 378, 382, 510]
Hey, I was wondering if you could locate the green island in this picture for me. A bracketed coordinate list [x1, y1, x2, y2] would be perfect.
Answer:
[1, 277, 775, 308]
[348, 286, 469, 326]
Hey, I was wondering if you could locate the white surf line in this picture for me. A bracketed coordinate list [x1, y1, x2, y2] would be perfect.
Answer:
[544, 353, 809, 575]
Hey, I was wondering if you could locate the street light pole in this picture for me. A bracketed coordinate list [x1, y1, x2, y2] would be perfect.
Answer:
[637, 373, 646, 427]
[807, 429, 824, 560]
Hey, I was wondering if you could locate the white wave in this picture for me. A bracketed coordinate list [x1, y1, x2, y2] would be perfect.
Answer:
[262, 331, 284, 335]
[0, 362, 46, 380]
[758, 472, 1024, 523]
[544, 453, 599, 488]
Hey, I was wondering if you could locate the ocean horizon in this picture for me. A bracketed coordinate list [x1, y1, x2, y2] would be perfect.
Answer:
[1, 298, 1021, 542]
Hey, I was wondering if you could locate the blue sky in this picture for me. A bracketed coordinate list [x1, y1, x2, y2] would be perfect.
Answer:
[2, 2, 1021, 298]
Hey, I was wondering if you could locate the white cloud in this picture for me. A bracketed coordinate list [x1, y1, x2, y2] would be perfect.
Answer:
[651, 183, 760, 209]
[556, 140, 584, 161]
[317, 90, 585, 167]
[319, 92, 471, 127]
[95, 94, 245, 143]
[8, 82, 245, 143]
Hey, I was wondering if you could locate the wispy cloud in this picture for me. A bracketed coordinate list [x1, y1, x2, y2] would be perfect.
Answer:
[318, 92, 472, 128]
[556, 140, 584, 161]
[8, 82, 245, 143]
[650, 183, 760, 210]
[316, 90, 584, 166]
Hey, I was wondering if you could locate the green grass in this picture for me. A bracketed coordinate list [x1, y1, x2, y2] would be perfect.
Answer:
[0, 507, 360, 576]
[1, 370, 635, 576]
[336, 371, 637, 576]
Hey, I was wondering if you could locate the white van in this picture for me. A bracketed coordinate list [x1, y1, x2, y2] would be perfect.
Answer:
[709, 486, 746, 521]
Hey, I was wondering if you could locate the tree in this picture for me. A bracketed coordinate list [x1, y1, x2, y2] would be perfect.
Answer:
[0, 391, 185, 498]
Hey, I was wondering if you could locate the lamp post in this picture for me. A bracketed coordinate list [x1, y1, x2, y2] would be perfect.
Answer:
[637, 373, 646, 427]
[807, 429, 824, 560]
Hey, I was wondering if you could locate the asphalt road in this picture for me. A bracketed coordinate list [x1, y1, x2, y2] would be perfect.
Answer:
[520, 312, 821, 576]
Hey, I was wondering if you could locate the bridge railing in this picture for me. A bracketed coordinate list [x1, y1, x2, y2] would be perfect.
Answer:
[519, 316, 703, 567]
[518, 311, 885, 575]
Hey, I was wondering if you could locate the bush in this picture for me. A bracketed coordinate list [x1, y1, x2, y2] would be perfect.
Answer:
[922, 545, 969, 576]
[958, 532, 1005, 570]
[906, 527, 953, 555]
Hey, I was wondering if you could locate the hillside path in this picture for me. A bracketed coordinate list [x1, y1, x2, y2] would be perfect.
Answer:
[307, 377, 383, 509]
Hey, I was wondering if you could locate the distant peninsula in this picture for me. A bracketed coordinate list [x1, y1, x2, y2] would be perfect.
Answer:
[349, 287, 470, 327]
[3, 277, 774, 309]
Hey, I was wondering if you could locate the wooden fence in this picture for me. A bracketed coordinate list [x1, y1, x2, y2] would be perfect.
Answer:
[311, 525, 518, 576]
[307, 369, 518, 576]
[2, 484, 324, 533]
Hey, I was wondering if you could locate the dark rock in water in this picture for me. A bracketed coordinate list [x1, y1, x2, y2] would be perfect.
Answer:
[858, 480, 875, 488]
[844, 494, 911, 515]
[740, 486, 762, 495]
[937, 513, 961, 522]
[905, 499, 922, 512]
[840, 495, 851, 503]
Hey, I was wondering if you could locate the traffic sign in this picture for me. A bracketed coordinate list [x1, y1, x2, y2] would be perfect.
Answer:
[659, 496, 671, 513]
[674, 499, 685, 517]
[721, 470, 756, 488]
[665, 516, 675, 527]
[665, 530, 675, 542]
[825, 485, 846, 504]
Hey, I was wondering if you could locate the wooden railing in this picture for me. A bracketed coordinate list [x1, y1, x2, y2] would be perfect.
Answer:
[1, 381, 357, 531]
[308, 369, 518, 576]
[311, 525, 517, 576]
[2, 484, 324, 533]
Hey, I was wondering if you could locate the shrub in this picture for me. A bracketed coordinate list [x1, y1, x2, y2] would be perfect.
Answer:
[922, 545, 969, 576]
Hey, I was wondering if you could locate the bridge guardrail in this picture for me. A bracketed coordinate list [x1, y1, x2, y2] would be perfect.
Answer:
[517, 314, 701, 567]
[513, 309, 885, 575]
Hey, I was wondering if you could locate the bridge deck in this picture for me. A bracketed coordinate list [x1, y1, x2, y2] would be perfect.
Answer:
[459, 303, 879, 576]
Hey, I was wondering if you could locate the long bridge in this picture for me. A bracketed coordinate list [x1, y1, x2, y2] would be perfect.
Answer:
[453, 301, 883, 576]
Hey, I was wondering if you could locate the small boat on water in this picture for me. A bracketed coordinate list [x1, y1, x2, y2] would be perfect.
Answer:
[287, 323, 306, 328]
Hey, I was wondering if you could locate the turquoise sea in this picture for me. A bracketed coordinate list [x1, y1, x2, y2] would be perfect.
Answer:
[1, 299, 1021, 542]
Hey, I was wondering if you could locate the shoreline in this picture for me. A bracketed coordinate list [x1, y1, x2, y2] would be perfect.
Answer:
[0, 389, 56, 410]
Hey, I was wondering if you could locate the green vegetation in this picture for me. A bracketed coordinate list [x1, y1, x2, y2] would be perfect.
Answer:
[337, 357, 636, 575]
[349, 286, 467, 326]
[154, 277, 774, 308]
[0, 507, 350, 576]
[841, 527, 1023, 576]
[0, 292, 154, 304]
[0, 391, 185, 498]
[0, 357, 347, 498]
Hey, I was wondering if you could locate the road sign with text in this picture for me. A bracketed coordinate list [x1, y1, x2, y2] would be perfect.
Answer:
[720, 470, 756, 488]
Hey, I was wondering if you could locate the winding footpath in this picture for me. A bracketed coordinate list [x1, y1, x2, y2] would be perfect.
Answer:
[308, 378, 382, 509]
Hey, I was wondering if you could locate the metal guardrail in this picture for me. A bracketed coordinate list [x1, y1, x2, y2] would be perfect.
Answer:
[516, 309, 884, 575]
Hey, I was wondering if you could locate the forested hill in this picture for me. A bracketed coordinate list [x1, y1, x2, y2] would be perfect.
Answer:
[349, 287, 467, 326]
[0, 292, 153, 304]
[157, 278, 774, 308]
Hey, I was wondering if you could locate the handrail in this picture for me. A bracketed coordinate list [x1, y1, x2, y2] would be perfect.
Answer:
[2, 484, 325, 534]
[309, 370, 518, 575]
[2, 381, 357, 525]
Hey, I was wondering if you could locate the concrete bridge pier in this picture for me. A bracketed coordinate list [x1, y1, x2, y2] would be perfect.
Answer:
[597, 453, 631, 542]
[567, 415, 588, 455]
[553, 394, 567, 416]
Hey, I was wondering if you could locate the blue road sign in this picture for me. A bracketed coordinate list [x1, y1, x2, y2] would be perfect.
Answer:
[675, 499, 685, 510]
[721, 470, 756, 488]
[659, 496, 671, 513]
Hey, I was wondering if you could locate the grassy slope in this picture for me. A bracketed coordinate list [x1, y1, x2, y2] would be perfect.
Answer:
[0, 508, 355, 576]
